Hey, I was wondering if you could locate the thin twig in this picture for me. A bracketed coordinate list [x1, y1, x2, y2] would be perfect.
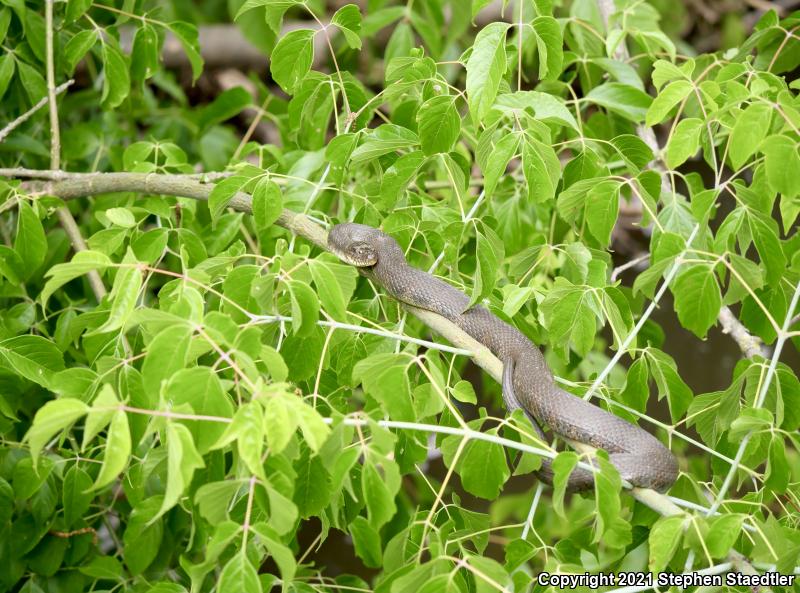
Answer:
[45, 0, 60, 170]
[610, 252, 649, 282]
[0, 80, 73, 144]
[43, 0, 107, 303]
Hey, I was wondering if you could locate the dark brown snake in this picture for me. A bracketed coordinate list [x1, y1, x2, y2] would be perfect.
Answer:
[328, 223, 678, 492]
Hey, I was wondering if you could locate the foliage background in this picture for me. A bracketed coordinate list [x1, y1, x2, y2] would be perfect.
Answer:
[0, 0, 799, 591]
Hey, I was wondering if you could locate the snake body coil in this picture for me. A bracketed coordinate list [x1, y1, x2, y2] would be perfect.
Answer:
[329, 223, 678, 492]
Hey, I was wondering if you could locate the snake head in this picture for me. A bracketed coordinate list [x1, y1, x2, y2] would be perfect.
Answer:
[327, 223, 382, 267]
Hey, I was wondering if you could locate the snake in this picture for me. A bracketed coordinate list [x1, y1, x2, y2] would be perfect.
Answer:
[328, 222, 679, 492]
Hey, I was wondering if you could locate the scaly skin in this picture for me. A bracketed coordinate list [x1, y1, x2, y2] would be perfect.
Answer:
[328, 223, 679, 492]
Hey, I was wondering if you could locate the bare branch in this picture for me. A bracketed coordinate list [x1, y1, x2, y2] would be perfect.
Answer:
[0, 80, 73, 144]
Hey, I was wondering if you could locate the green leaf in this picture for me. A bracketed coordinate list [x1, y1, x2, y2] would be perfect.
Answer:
[673, 265, 721, 338]
[93, 409, 131, 490]
[532, 16, 562, 81]
[465, 22, 509, 120]
[645, 80, 692, 126]
[212, 402, 266, 480]
[469, 229, 500, 308]
[17, 60, 47, 104]
[482, 133, 519, 197]
[353, 354, 414, 421]
[25, 399, 88, 467]
[648, 515, 684, 572]
[585, 83, 653, 122]
[469, 556, 512, 593]
[132, 228, 169, 263]
[218, 552, 263, 593]
[748, 211, 786, 285]
[251, 523, 297, 584]
[765, 434, 789, 493]
[551, 452, 578, 517]
[647, 349, 693, 422]
[610, 134, 654, 172]
[93, 252, 142, 334]
[270, 28, 315, 93]
[83, 384, 119, 449]
[417, 95, 460, 156]
[363, 458, 399, 528]
[287, 279, 320, 336]
[105, 207, 136, 228]
[156, 423, 205, 519]
[0, 8, 8, 44]
[15, 201, 47, 278]
[252, 177, 283, 230]
[457, 430, 510, 499]
[350, 124, 418, 163]
[0, 335, 65, 388]
[592, 457, 630, 549]
[494, 91, 580, 130]
[293, 449, 332, 518]
[762, 135, 800, 197]
[729, 103, 771, 170]
[0, 53, 14, 100]
[331, 4, 362, 49]
[522, 138, 561, 203]
[0, 245, 24, 285]
[123, 497, 164, 574]
[130, 24, 160, 82]
[261, 345, 289, 382]
[142, 324, 193, 397]
[292, 399, 330, 453]
[41, 250, 111, 307]
[586, 180, 620, 246]
[309, 259, 348, 321]
[168, 22, 204, 82]
[79, 556, 124, 581]
[706, 514, 744, 558]
[166, 367, 233, 453]
[729, 406, 773, 440]
[263, 393, 297, 454]
[348, 516, 382, 567]
[101, 43, 130, 108]
[65, 0, 92, 24]
[209, 175, 248, 221]
[64, 30, 97, 74]
[540, 279, 598, 356]
[665, 117, 703, 168]
[62, 466, 93, 527]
